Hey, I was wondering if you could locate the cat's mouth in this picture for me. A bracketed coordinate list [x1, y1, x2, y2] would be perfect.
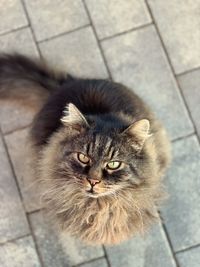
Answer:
[86, 187, 98, 195]
[85, 187, 112, 198]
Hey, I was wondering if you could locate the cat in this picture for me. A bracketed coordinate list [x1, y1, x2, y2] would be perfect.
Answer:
[0, 54, 171, 245]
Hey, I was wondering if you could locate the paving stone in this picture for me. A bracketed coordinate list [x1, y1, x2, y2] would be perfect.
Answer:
[0, 32, 47, 135]
[148, 0, 200, 74]
[101, 25, 194, 140]
[39, 26, 108, 78]
[0, 0, 28, 35]
[0, 94, 46, 134]
[24, 0, 89, 41]
[0, 236, 41, 267]
[80, 258, 108, 267]
[178, 69, 200, 138]
[105, 223, 176, 267]
[29, 211, 104, 267]
[176, 246, 200, 267]
[0, 135, 30, 243]
[0, 27, 39, 57]
[85, 0, 151, 40]
[5, 128, 41, 212]
[161, 135, 200, 251]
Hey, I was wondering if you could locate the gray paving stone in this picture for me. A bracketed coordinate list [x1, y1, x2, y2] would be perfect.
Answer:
[39, 26, 108, 78]
[29, 211, 104, 267]
[0, 94, 46, 134]
[0, 27, 39, 57]
[148, 0, 200, 74]
[0, 236, 41, 267]
[0, 27, 38, 137]
[101, 25, 194, 140]
[105, 223, 176, 267]
[80, 258, 108, 267]
[24, 0, 89, 41]
[0, 0, 28, 35]
[5, 128, 41, 212]
[0, 28, 39, 134]
[178, 69, 200, 138]
[176, 246, 200, 267]
[161, 135, 200, 251]
[85, 0, 151, 39]
[0, 135, 30, 243]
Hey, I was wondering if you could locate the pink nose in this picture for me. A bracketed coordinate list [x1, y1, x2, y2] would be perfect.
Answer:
[87, 178, 101, 186]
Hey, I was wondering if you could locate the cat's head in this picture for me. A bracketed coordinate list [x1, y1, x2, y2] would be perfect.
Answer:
[40, 103, 158, 200]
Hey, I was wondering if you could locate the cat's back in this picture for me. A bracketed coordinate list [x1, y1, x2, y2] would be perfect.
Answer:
[31, 78, 152, 146]
[48, 78, 150, 116]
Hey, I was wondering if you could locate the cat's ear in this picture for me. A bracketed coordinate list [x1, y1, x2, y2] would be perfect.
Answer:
[123, 119, 150, 149]
[61, 103, 89, 131]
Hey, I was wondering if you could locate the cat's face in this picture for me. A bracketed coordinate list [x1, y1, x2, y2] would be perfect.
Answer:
[49, 103, 155, 199]
[60, 132, 144, 198]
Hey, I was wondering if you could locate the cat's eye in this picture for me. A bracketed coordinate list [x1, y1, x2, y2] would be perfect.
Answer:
[106, 161, 121, 170]
[77, 153, 90, 164]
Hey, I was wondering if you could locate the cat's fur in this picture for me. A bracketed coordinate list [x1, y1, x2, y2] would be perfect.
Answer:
[0, 54, 171, 245]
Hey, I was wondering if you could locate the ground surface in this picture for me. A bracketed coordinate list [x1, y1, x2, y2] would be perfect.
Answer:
[0, 1, 200, 267]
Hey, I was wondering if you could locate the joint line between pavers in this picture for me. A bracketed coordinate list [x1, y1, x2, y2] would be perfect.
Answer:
[176, 66, 200, 78]
[175, 243, 200, 255]
[26, 213, 45, 267]
[37, 24, 91, 44]
[144, 0, 199, 145]
[20, 0, 42, 59]
[3, 124, 31, 137]
[73, 256, 106, 267]
[0, 233, 31, 246]
[0, 25, 30, 38]
[82, 0, 113, 80]
[100, 22, 153, 42]
[171, 132, 196, 143]
[161, 222, 180, 267]
[102, 245, 111, 267]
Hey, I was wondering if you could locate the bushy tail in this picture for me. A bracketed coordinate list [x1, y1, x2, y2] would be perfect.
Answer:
[0, 54, 70, 96]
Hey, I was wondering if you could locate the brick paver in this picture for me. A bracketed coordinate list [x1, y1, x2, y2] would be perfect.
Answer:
[39, 26, 109, 78]
[178, 69, 200, 139]
[0, 28, 39, 58]
[101, 25, 194, 140]
[0, 1, 200, 266]
[106, 223, 176, 267]
[29, 211, 104, 267]
[148, 0, 200, 74]
[0, 236, 41, 267]
[24, 0, 89, 42]
[176, 246, 200, 267]
[161, 136, 200, 252]
[0, 135, 30, 244]
[85, 0, 151, 39]
[0, 0, 28, 35]
[5, 128, 41, 212]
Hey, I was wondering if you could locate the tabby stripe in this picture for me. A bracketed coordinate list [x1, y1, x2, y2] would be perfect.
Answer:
[105, 138, 113, 158]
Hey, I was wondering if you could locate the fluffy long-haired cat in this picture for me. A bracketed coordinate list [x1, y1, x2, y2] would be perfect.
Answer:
[0, 54, 171, 245]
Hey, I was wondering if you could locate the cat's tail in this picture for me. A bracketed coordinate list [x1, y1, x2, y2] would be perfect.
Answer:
[0, 53, 72, 97]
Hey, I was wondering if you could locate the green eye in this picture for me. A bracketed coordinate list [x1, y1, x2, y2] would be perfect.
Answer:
[106, 161, 121, 170]
[77, 153, 90, 164]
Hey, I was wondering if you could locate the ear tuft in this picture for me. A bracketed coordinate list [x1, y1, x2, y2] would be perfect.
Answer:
[123, 119, 150, 148]
[61, 103, 89, 130]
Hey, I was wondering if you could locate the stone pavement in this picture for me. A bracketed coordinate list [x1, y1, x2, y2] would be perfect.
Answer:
[0, 0, 200, 266]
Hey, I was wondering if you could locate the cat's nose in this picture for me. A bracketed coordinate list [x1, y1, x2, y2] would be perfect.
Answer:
[87, 178, 101, 186]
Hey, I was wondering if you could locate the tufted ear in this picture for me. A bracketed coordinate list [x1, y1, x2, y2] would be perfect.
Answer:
[61, 103, 89, 131]
[122, 119, 150, 148]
